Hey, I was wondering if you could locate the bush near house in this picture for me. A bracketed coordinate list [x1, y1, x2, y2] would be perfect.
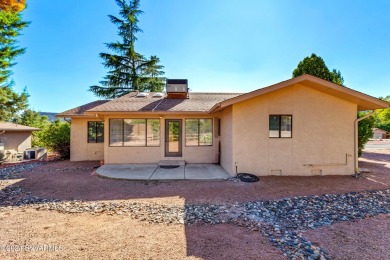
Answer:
[358, 112, 375, 157]
[34, 120, 70, 159]
[16, 110, 70, 159]
[374, 96, 390, 133]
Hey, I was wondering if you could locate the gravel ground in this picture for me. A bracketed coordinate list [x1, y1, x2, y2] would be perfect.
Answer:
[9, 151, 390, 205]
[304, 214, 390, 260]
[2, 188, 388, 259]
[0, 148, 389, 259]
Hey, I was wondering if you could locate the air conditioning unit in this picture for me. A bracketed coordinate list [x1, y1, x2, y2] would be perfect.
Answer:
[166, 79, 188, 98]
[24, 147, 47, 160]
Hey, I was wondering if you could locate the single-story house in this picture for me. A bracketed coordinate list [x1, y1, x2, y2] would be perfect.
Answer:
[57, 75, 389, 176]
[372, 128, 387, 139]
[0, 122, 40, 158]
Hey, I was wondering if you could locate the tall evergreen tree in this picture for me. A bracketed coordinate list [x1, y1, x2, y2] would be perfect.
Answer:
[292, 53, 344, 86]
[0, 1, 29, 121]
[90, 0, 165, 98]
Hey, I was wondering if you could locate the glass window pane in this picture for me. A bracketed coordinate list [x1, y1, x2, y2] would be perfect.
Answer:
[88, 122, 96, 143]
[185, 119, 199, 146]
[124, 119, 146, 146]
[269, 115, 280, 137]
[168, 121, 180, 152]
[110, 119, 123, 146]
[281, 116, 292, 138]
[96, 122, 104, 143]
[147, 119, 160, 146]
[199, 119, 212, 146]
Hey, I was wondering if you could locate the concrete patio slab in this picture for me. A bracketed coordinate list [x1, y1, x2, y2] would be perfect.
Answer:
[97, 164, 158, 180]
[185, 164, 230, 180]
[150, 166, 185, 180]
[96, 163, 230, 180]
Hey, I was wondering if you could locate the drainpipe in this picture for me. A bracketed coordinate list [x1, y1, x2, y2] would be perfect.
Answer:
[354, 110, 375, 176]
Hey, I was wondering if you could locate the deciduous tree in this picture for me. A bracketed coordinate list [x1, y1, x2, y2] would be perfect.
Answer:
[34, 120, 70, 159]
[374, 96, 390, 132]
[358, 112, 375, 157]
[0, 0, 26, 13]
[292, 53, 344, 85]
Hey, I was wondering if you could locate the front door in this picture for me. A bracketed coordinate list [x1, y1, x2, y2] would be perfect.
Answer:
[165, 119, 182, 157]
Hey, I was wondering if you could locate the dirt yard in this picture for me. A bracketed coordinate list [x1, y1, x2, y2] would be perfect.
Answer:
[0, 146, 389, 259]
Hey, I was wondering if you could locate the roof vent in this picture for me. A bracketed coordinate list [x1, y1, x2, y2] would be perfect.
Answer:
[152, 92, 164, 98]
[166, 79, 188, 99]
[136, 92, 149, 98]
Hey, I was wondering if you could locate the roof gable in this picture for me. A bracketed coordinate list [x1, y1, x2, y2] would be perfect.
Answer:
[211, 74, 389, 112]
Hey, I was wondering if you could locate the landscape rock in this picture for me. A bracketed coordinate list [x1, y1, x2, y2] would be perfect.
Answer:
[1, 162, 389, 259]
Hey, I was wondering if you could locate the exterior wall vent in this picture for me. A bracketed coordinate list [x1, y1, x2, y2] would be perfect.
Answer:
[270, 169, 282, 176]
[166, 79, 188, 99]
[136, 92, 149, 98]
[311, 169, 323, 176]
[152, 93, 164, 98]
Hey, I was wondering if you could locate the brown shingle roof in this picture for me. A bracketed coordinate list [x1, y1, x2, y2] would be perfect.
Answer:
[87, 92, 242, 113]
[56, 100, 110, 117]
[0, 122, 40, 131]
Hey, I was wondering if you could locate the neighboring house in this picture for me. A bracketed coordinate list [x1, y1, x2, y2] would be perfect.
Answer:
[372, 128, 387, 139]
[0, 122, 40, 156]
[57, 75, 389, 176]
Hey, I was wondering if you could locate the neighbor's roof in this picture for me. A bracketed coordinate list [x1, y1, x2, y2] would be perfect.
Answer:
[56, 100, 110, 117]
[86, 92, 242, 114]
[210, 74, 389, 112]
[373, 128, 387, 133]
[0, 122, 40, 132]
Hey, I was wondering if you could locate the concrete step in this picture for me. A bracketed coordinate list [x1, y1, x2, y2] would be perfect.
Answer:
[158, 160, 186, 166]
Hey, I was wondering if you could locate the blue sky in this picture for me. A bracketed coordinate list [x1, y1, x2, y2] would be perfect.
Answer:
[12, 0, 390, 112]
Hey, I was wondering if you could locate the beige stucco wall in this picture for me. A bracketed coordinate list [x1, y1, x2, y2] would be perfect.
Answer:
[0, 131, 32, 152]
[229, 83, 356, 176]
[70, 82, 357, 176]
[103, 114, 219, 164]
[219, 106, 234, 174]
[70, 118, 104, 161]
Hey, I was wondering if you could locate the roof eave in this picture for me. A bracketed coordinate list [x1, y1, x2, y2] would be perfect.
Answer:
[84, 110, 211, 115]
[0, 128, 40, 132]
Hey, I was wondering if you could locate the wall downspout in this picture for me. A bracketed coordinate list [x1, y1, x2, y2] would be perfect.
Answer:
[354, 110, 375, 176]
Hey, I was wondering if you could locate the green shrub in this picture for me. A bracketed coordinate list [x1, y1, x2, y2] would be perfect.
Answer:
[358, 112, 375, 157]
[34, 120, 70, 159]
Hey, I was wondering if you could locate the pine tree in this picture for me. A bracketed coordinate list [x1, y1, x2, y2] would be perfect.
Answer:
[0, 2, 29, 121]
[90, 0, 165, 98]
